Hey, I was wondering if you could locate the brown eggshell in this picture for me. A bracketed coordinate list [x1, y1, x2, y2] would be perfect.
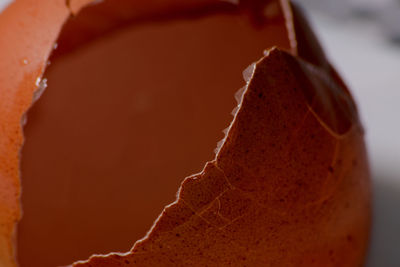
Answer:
[0, 0, 370, 266]
[72, 48, 370, 267]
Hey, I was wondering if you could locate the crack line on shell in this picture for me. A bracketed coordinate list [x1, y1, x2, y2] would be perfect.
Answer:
[306, 103, 354, 140]
[196, 188, 230, 214]
[71, 47, 353, 266]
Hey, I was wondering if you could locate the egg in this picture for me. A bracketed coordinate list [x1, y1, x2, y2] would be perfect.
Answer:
[0, 0, 370, 266]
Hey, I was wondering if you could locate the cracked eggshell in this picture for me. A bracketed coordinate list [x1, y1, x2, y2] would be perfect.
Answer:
[74, 48, 370, 267]
[0, 0, 370, 266]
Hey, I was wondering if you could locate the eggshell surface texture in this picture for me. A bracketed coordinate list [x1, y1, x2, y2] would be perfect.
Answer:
[0, 0, 370, 267]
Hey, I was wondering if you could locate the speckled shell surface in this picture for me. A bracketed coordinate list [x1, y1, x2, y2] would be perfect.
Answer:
[0, 1, 370, 266]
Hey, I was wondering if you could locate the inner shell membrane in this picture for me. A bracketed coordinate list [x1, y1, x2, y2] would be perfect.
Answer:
[18, 2, 289, 267]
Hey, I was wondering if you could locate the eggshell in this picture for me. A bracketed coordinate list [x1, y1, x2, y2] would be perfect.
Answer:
[72, 47, 370, 267]
[0, 0, 370, 266]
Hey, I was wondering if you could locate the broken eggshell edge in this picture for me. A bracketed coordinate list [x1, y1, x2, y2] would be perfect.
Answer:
[0, 1, 290, 265]
[72, 46, 370, 266]
[69, 4, 371, 265]
[0, 0, 369, 266]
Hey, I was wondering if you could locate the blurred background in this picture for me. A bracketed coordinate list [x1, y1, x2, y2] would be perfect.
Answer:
[296, 0, 400, 266]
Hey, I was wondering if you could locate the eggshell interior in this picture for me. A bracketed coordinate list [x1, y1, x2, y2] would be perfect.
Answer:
[18, 4, 290, 266]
